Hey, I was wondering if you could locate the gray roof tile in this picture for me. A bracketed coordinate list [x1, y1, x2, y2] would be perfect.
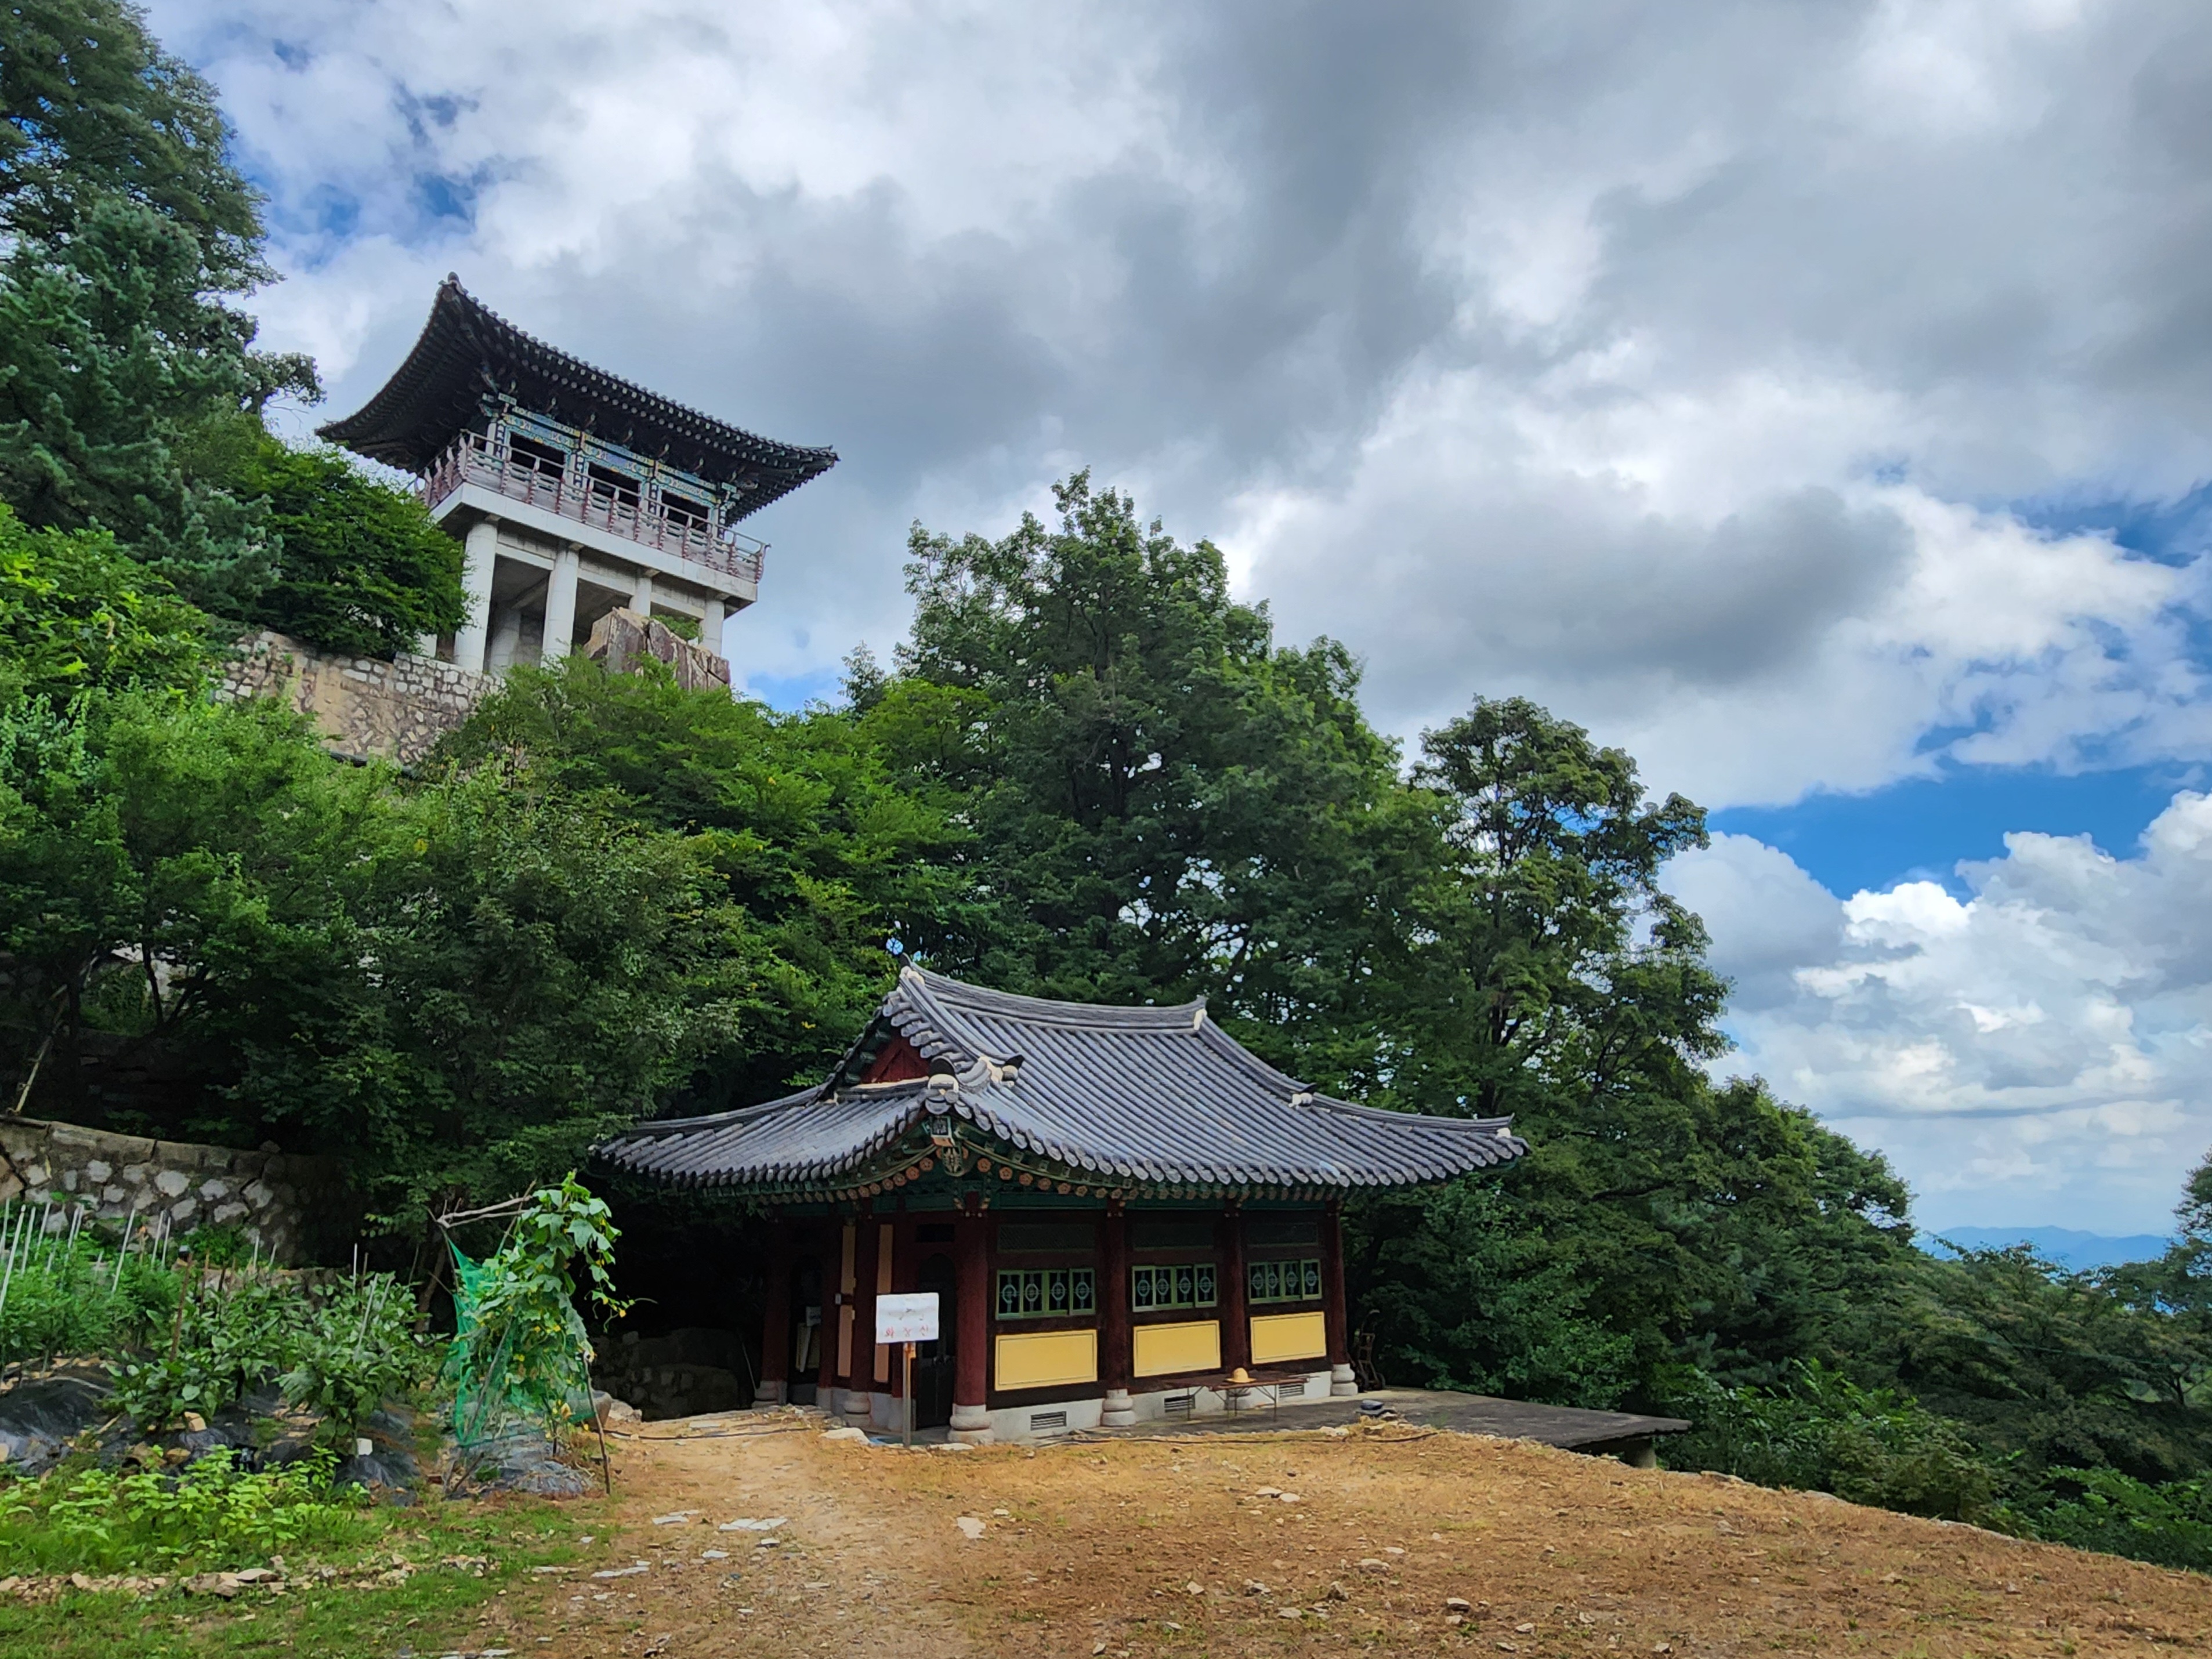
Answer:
[599, 968, 1527, 1191]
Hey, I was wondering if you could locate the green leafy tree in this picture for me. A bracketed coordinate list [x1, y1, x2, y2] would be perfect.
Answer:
[0, 504, 209, 702]
[0, 0, 316, 607]
[1873, 1229, 2212, 1484]
[0, 683, 733, 1219]
[0, 689, 372, 1127]
[1, 0, 266, 278]
[233, 756, 735, 1222]
[235, 438, 465, 658]
[898, 470, 1429, 1071]
[438, 655, 969, 1110]
[1327, 697, 1918, 1408]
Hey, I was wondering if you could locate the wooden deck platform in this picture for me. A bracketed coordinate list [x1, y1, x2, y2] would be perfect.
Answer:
[1092, 1386, 1690, 1463]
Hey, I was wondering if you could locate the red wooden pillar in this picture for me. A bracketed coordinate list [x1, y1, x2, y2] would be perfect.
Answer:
[848, 1204, 880, 1419]
[1219, 1200, 1251, 1376]
[758, 1216, 791, 1407]
[950, 1194, 992, 1442]
[886, 1212, 913, 1405]
[814, 1223, 841, 1404]
[1323, 1199, 1356, 1396]
[1099, 1200, 1133, 1425]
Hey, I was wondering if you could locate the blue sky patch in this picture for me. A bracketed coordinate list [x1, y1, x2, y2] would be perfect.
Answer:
[744, 666, 844, 712]
[1711, 762, 2202, 897]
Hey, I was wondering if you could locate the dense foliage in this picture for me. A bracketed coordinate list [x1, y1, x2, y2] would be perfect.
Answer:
[0, 1450, 379, 1575]
[0, 0, 313, 609]
[0, 0, 464, 654]
[233, 436, 466, 658]
[441, 657, 967, 1112]
[0, 504, 210, 702]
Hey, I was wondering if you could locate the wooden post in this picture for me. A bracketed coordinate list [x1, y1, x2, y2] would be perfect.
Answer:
[848, 1203, 879, 1421]
[1323, 1199, 1356, 1396]
[1099, 1200, 1134, 1426]
[950, 1196, 992, 1443]
[1219, 1200, 1250, 1377]
[758, 1216, 791, 1407]
[814, 1225, 841, 1405]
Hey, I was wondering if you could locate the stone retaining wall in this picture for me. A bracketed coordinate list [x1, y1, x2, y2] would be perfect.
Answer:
[0, 1118, 346, 1264]
[219, 630, 488, 766]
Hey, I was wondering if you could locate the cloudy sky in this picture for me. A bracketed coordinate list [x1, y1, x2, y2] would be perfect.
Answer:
[152, 0, 2212, 1235]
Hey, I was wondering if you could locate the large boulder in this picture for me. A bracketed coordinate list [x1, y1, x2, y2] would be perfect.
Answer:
[584, 607, 730, 693]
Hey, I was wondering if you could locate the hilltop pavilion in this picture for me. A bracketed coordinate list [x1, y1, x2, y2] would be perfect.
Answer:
[598, 968, 1527, 1443]
[319, 276, 835, 678]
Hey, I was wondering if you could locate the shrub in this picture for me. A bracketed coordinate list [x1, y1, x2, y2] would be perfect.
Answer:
[1661, 1361, 2000, 1522]
[108, 1267, 436, 1434]
[0, 1228, 178, 1367]
[0, 506, 212, 704]
[280, 1273, 437, 1440]
[0, 1450, 376, 1574]
[2003, 1468, 2212, 1573]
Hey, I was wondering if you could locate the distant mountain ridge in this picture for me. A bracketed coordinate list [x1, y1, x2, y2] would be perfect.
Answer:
[1920, 1226, 2172, 1272]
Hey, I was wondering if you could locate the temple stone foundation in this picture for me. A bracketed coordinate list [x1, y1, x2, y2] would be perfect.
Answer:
[220, 631, 488, 766]
[948, 1402, 994, 1445]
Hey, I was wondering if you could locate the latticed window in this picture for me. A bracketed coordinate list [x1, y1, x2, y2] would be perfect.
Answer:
[995, 1267, 1096, 1320]
[1248, 1258, 1323, 1304]
[1131, 1262, 1218, 1312]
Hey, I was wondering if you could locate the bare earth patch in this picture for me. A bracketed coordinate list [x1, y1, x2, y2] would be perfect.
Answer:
[506, 1417, 2212, 1657]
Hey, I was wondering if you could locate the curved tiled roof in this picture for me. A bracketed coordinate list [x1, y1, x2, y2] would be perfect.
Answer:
[316, 276, 837, 516]
[599, 968, 1526, 1194]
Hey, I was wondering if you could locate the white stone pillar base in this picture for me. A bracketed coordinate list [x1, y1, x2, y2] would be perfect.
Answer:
[838, 1386, 872, 1418]
[1329, 1364, 1359, 1397]
[1100, 1388, 1135, 1428]
[753, 1379, 787, 1407]
[949, 1402, 993, 1444]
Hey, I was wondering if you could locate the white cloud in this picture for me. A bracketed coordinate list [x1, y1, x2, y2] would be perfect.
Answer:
[1671, 812, 2212, 1233]
[139, 0, 2212, 797]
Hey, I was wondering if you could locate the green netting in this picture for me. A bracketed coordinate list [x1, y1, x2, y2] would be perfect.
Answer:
[445, 1240, 594, 1465]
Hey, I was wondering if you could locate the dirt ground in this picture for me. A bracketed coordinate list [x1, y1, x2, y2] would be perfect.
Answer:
[476, 1412, 2212, 1658]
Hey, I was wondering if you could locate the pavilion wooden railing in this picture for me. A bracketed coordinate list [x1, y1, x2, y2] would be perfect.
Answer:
[421, 430, 769, 585]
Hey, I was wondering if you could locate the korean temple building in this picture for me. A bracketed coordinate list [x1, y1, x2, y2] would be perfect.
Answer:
[599, 968, 1527, 1443]
[318, 277, 835, 678]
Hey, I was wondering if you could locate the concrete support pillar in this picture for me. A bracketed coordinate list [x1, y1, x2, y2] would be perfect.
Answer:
[632, 566, 655, 618]
[1219, 1201, 1250, 1376]
[542, 547, 580, 661]
[950, 1195, 993, 1443]
[703, 596, 726, 658]
[453, 519, 498, 674]
[487, 606, 523, 674]
[1099, 1201, 1134, 1426]
[756, 1217, 791, 1408]
[1324, 1200, 1356, 1395]
[843, 1206, 879, 1417]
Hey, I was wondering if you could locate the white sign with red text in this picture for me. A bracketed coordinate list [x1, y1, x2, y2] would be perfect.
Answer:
[875, 1292, 940, 1345]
